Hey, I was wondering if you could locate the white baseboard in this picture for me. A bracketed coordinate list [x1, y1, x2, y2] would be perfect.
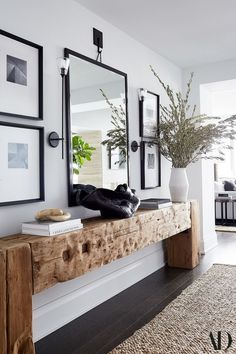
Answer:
[33, 243, 165, 342]
[200, 231, 218, 254]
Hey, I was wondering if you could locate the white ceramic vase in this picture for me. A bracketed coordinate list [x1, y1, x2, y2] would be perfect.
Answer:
[169, 167, 189, 202]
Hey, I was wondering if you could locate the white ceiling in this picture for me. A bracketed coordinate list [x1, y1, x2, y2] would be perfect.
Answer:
[75, 0, 236, 68]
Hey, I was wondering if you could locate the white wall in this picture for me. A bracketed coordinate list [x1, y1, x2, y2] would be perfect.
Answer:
[183, 59, 236, 253]
[0, 0, 182, 341]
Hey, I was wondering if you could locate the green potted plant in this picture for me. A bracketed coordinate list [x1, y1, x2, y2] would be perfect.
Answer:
[72, 135, 96, 175]
[150, 66, 236, 202]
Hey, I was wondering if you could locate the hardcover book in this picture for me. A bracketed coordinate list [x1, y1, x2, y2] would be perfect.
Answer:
[22, 218, 83, 236]
[140, 198, 172, 209]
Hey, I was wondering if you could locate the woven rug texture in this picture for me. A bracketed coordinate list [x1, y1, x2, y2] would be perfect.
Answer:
[109, 264, 236, 354]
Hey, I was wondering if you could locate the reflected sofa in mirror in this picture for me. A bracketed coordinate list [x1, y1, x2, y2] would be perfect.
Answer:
[65, 49, 129, 206]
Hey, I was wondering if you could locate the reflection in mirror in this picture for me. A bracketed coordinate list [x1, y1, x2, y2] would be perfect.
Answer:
[65, 50, 129, 206]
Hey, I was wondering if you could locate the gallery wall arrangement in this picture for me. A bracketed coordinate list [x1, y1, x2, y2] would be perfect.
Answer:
[0, 29, 44, 207]
[0, 26, 161, 206]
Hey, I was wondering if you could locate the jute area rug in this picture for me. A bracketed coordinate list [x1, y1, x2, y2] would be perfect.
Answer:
[109, 264, 236, 354]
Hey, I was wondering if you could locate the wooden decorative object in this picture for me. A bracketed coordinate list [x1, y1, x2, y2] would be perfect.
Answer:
[35, 208, 71, 222]
[166, 200, 200, 269]
[0, 201, 199, 353]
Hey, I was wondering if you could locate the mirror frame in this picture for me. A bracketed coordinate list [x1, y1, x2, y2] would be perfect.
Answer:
[64, 48, 130, 207]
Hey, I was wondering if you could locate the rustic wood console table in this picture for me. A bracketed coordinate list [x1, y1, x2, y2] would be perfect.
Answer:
[0, 201, 199, 354]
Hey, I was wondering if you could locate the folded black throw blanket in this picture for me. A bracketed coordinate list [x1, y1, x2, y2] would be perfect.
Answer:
[75, 184, 140, 219]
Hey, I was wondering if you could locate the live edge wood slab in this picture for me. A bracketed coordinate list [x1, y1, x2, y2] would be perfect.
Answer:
[0, 200, 199, 354]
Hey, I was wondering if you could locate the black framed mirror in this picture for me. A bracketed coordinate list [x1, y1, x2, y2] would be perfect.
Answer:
[65, 49, 129, 207]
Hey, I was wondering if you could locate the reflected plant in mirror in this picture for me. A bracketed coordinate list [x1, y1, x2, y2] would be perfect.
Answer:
[72, 135, 96, 175]
[100, 89, 127, 167]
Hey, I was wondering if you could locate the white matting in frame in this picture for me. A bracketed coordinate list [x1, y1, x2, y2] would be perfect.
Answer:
[0, 122, 44, 205]
[0, 29, 43, 119]
[140, 91, 159, 138]
[141, 141, 160, 189]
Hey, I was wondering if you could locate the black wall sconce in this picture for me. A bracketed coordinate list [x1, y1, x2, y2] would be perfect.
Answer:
[48, 57, 70, 159]
[131, 88, 148, 152]
[131, 140, 141, 152]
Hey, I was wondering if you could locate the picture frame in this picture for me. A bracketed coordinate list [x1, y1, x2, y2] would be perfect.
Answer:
[0, 29, 43, 120]
[139, 91, 159, 138]
[108, 147, 126, 170]
[0, 121, 45, 206]
[141, 141, 161, 189]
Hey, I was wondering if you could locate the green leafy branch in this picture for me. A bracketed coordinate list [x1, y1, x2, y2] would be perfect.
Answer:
[72, 135, 96, 175]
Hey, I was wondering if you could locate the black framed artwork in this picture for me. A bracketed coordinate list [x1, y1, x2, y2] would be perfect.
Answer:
[0, 29, 43, 120]
[108, 147, 126, 170]
[0, 121, 44, 206]
[139, 91, 159, 138]
[141, 141, 161, 189]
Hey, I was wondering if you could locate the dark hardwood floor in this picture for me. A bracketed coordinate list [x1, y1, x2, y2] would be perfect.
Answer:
[35, 232, 236, 354]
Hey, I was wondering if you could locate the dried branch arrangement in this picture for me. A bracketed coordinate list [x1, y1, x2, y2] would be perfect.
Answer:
[150, 65, 236, 168]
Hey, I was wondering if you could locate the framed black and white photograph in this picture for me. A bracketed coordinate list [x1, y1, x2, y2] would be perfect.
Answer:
[0, 121, 44, 206]
[0, 29, 43, 120]
[139, 91, 159, 138]
[108, 147, 126, 170]
[141, 141, 161, 189]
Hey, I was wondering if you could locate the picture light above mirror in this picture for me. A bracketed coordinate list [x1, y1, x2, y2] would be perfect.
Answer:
[64, 49, 130, 207]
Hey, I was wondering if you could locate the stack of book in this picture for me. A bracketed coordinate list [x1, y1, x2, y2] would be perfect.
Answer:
[22, 218, 83, 236]
[140, 198, 172, 209]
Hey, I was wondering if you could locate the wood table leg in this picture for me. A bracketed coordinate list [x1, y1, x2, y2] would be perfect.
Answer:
[0, 249, 7, 354]
[166, 200, 200, 269]
[6, 243, 35, 354]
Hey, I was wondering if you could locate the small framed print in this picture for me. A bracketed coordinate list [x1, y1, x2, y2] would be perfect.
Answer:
[108, 147, 126, 170]
[141, 141, 161, 189]
[139, 91, 159, 138]
[0, 121, 44, 206]
[0, 29, 43, 120]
